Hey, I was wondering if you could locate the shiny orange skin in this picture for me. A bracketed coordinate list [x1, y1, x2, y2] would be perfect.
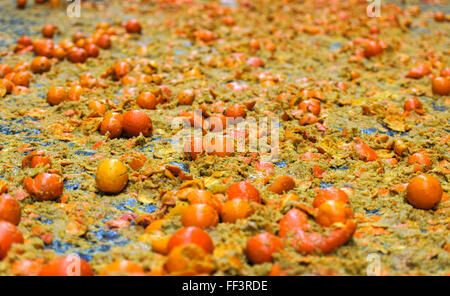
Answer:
[168, 226, 214, 254]
[0, 195, 21, 225]
[84, 43, 99, 58]
[67, 47, 88, 63]
[121, 76, 137, 85]
[136, 92, 157, 110]
[67, 85, 83, 101]
[265, 40, 276, 51]
[12, 62, 30, 72]
[431, 76, 450, 95]
[183, 136, 204, 160]
[268, 263, 288, 276]
[51, 45, 67, 60]
[406, 65, 430, 79]
[181, 204, 219, 228]
[38, 256, 94, 276]
[124, 19, 142, 34]
[31, 56, 51, 74]
[33, 39, 53, 57]
[75, 38, 86, 48]
[17, 35, 32, 47]
[96, 34, 111, 49]
[186, 190, 222, 214]
[0, 64, 12, 78]
[408, 152, 432, 172]
[278, 208, 310, 237]
[369, 26, 380, 34]
[208, 114, 227, 131]
[72, 31, 85, 43]
[225, 104, 246, 120]
[21, 150, 50, 168]
[441, 67, 450, 77]
[84, 36, 96, 46]
[0, 79, 14, 94]
[279, 208, 357, 254]
[151, 235, 169, 255]
[3, 73, 14, 83]
[165, 244, 215, 275]
[80, 73, 98, 88]
[404, 97, 423, 111]
[268, 175, 295, 194]
[195, 30, 215, 42]
[88, 101, 106, 116]
[7, 71, 31, 87]
[298, 113, 318, 125]
[313, 187, 349, 208]
[0, 221, 23, 259]
[145, 219, 168, 234]
[42, 24, 57, 38]
[17, 0, 27, 9]
[120, 152, 146, 171]
[46, 86, 67, 106]
[363, 40, 383, 58]
[29, 156, 51, 168]
[222, 15, 235, 26]
[406, 174, 442, 209]
[0, 181, 7, 195]
[245, 57, 266, 67]
[279, 193, 300, 209]
[95, 159, 128, 194]
[11, 260, 43, 276]
[354, 141, 378, 161]
[434, 11, 445, 22]
[315, 200, 354, 227]
[220, 199, 254, 223]
[226, 181, 261, 203]
[100, 260, 145, 276]
[59, 39, 75, 51]
[245, 233, 283, 264]
[384, 158, 398, 165]
[23, 173, 63, 201]
[112, 62, 130, 80]
[122, 110, 153, 137]
[177, 89, 195, 105]
[100, 112, 123, 138]
[250, 39, 260, 50]
[299, 99, 321, 115]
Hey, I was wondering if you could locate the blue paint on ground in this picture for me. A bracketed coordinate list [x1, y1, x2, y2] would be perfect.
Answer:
[320, 181, 334, 189]
[74, 150, 96, 156]
[274, 161, 287, 168]
[332, 166, 348, 171]
[169, 161, 190, 173]
[115, 198, 158, 214]
[64, 180, 80, 191]
[330, 42, 342, 50]
[364, 208, 381, 216]
[37, 216, 53, 224]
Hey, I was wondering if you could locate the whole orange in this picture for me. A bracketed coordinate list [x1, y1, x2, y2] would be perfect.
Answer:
[95, 159, 128, 194]
[406, 174, 442, 209]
